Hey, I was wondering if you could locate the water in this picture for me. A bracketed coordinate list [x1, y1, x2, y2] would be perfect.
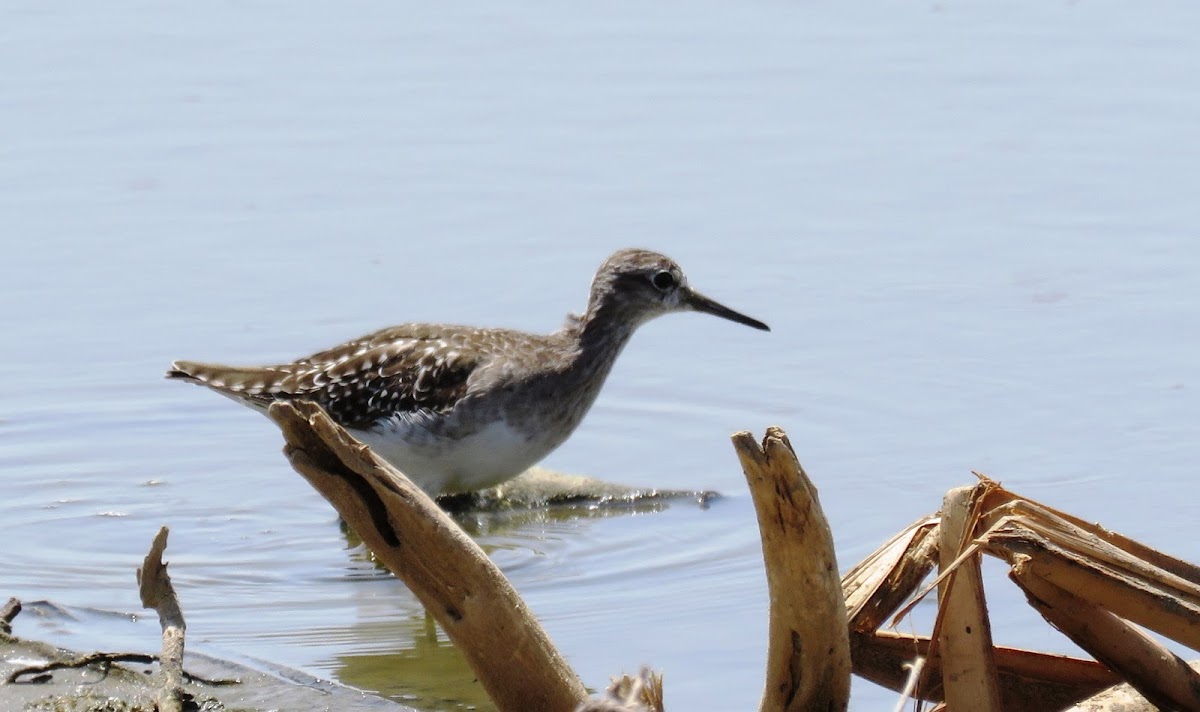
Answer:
[3, 1, 1199, 710]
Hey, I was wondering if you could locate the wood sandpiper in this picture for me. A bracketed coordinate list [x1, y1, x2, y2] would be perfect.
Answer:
[167, 248, 769, 495]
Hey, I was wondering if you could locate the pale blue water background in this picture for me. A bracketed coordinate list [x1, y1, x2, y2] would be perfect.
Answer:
[3, 1, 1199, 710]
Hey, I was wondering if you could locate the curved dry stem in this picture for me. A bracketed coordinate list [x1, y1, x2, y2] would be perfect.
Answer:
[267, 401, 587, 712]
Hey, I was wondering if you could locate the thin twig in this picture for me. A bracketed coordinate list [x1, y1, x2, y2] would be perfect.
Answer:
[6, 651, 239, 686]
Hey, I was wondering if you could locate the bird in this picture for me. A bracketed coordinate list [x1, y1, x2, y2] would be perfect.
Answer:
[167, 248, 769, 495]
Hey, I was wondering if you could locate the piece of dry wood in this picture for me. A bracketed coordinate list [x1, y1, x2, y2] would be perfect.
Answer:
[973, 480, 1200, 588]
[136, 526, 185, 712]
[888, 479, 1200, 652]
[733, 427, 851, 712]
[1011, 555, 1200, 711]
[840, 475, 1200, 710]
[934, 484, 1003, 712]
[267, 401, 587, 712]
[849, 629, 1119, 711]
[988, 523, 1200, 652]
[975, 496, 1200, 621]
[842, 516, 939, 633]
[963, 481, 1200, 656]
[0, 597, 20, 635]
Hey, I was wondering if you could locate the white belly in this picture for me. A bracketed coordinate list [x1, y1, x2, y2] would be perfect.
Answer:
[348, 419, 555, 495]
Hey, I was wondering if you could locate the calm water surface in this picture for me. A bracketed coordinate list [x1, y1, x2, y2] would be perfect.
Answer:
[3, 2, 1199, 710]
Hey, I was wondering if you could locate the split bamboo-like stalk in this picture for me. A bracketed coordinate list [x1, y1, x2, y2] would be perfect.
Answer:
[934, 484, 1003, 711]
[846, 476, 1200, 711]
[733, 427, 851, 712]
[267, 401, 587, 712]
[840, 477, 1200, 710]
[843, 515, 940, 633]
[986, 519, 1200, 650]
[1011, 556, 1200, 710]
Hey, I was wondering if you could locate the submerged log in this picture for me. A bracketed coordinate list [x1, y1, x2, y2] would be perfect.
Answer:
[267, 401, 587, 712]
[733, 427, 851, 712]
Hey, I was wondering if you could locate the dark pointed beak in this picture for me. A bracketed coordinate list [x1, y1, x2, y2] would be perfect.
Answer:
[683, 288, 771, 332]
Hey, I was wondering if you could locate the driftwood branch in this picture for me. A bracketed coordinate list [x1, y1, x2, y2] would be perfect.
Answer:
[733, 427, 851, 712]
[136, 526, 186, 712]
[266, 401, 587, 712]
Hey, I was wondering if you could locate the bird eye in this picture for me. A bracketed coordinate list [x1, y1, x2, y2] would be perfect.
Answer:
[651, 270, 677, 292]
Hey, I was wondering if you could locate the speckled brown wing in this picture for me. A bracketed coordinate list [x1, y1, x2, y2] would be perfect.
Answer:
[287, 337, 479, 428]
[167, 330, 482, 429]
[290, 323, 454, 367]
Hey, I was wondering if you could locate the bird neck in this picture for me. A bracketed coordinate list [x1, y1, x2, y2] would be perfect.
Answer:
[558, 300, 640, 377]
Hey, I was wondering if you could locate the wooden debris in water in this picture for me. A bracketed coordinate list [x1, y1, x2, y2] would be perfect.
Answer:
[0, 598, 20, 636]
[136, 526, 187, 712]
[1014, 563, 1200, 710]
[268, 406, 856, 712]
[261, 407, 1200, 711]
[934, 485, 1003, 711]
[267, 400, 589, 712]
[848, 476, 1200, 711]
[4, 528, 239, 710]
[733, 427, 851, 712]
